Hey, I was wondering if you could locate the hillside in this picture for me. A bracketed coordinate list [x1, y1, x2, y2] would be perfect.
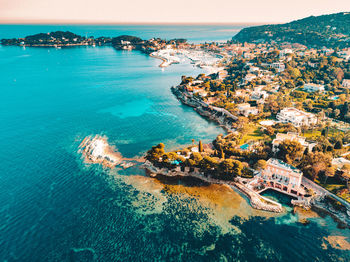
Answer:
[233, 12, 350, 48]
[1, 31, 86, 46]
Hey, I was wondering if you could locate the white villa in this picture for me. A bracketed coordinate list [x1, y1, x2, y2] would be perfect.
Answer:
[280, 49, 293, 58]
[303, 83, 325, 92]
[244, 73, 257, 82]
[276, 107, 317, 127]
[342, 79, 350, 88]
[272, 132, 315, 153]
[337, 50, 350, 61]
[251, 89, 269, 101]
[332, 157, 350, 171]
[249, 66, 260, 72]
[259, 158, 305, 196]
[237, 103, 259, 117]
[270, 62, 285, 72]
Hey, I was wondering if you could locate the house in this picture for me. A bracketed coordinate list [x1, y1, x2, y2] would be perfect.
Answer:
[216, 70, 228, 80]
[272, 132, 315, 153]
[249, 66, 260, 72]
[337, 50, 350, 61]
[244, 73, 257, 82]
[270, 62, 285, 72]
[276, 107, 317, 127]
[193, 89, 208, 97]
[321, 48, 334, 56]
[342, 79, 350, 88]
[251, 87, 269, 101]
[280, 48, 293, 57]
[332, 157, 350, 171]
[308, 61, 317, 68]
[234, 90, 251, 101]
[303, 83, 325, 92]
[259, 158, 304, 196]
[237, 103, 259, 117]
[243, 52, 255, 59]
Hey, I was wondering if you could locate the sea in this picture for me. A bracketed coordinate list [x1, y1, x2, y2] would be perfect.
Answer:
[0, 25, 349, 261]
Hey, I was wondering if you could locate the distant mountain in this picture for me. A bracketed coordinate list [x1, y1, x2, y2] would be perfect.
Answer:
[233, 12, 350, 48]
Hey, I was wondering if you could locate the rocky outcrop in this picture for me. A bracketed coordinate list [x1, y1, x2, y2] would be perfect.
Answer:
[79, 135, 122, 168]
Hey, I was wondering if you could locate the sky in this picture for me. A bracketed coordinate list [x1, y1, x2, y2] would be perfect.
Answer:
[0, 0, 348, 24]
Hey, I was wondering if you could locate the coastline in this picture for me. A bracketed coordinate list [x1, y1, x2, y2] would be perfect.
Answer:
[149, 52, 176, 68]
[171, 85, 236, 133]
[142, 160, 284, 213]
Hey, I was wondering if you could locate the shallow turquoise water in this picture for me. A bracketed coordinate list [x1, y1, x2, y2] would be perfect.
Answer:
[0, 26, 350, 261]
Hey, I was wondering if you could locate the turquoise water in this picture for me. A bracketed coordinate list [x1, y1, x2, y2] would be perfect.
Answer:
[0, 26, 350, 261]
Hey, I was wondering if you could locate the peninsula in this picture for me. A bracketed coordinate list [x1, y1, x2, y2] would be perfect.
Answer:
[3, 11, 350, 224]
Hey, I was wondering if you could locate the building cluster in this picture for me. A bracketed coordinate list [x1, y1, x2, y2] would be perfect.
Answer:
[171, 41, 350, 201]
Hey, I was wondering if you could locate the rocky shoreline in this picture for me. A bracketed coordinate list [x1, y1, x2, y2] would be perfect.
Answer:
[171, 86, 236, 133]
[142, 161, 284, 213]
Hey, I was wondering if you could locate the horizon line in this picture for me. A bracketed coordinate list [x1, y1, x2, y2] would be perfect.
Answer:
[0, 20, 277, 26]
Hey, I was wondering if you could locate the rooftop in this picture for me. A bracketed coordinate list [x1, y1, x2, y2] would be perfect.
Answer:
[267, 158, 302, 173]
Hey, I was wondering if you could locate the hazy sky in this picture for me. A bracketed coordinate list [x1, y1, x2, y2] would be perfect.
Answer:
[0, 0, 348, 23]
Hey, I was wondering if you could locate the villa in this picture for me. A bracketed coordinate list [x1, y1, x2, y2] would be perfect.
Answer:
[259, 158, 305, 196]
[337, 49, 350, 61]
[332, 157, 350, 171]
[280, 48, 293, 57]
[270, 62, 285, 72]
[244, 73, 257, 82]
[216, 70, 228, 80]
[249, 66, 260, 72]
[276, 107, 317, 127]
[303, 83, 325, 92]
[272, 132, 315, 153]
[342, 79, 350, 88]
[237, 103, 259, 117]
[251, 87, 269, 102]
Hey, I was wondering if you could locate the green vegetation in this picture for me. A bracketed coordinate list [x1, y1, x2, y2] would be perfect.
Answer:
[277, 140, 304, 165]
[0, 31, 110, 46]
[233, 12, 350, 48]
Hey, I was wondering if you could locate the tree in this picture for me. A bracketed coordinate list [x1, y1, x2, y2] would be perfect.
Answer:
[146, 143, 165, 162]
[254, 159, 267, 171]
[277, 140, 304, 164]
[334, 140, 343, 149]
[323, 166, 335, 184]
[265, 126, 275, 136]
[219, 147, 225, 159]
[190, 152, 203, 165]
[300, 152, 332, 181]
[162, 152, 184, 164]
[218, 159, 243, 179]
[199, 156, 218, 171]
[321, 127, 329, 137]
[199, 140, 204, 152]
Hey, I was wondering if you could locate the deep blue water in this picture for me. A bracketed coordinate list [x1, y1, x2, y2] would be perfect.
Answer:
[0, 25, 350, 261]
